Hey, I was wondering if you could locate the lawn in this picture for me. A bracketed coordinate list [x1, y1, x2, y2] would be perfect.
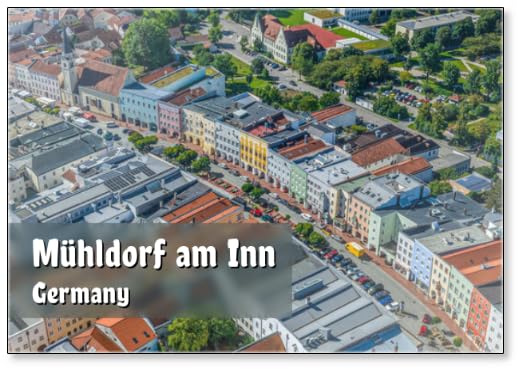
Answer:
[270, 9, 311, 26]
[467, 62, 486, 73]
[442, 59, 469, 73]
[230, 55, 252, 77]
[225, 54, 272, 95]
[331, 27, 368, 40]
[352, 39, 391, 52]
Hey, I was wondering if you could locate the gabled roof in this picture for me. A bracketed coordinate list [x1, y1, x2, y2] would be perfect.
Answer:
[371, 157, 432, 177]
[351, 138, 406, 167]
[311, 104, 353, 123]
[278, 137, 328, 160]
[29, 60, 61, 77]
[96, 318, 156, 352]
[71, 327, 123, 352]
[289, 23, 344, 49]
[239, 332, 286, 352]
[77, 59, 130, 96]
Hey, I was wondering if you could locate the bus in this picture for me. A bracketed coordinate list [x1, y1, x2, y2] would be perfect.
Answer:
[345, 242, 365, 258]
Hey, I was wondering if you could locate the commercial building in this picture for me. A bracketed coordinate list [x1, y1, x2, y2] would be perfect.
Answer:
[346, 173, 428, 243]
[9, 316, 48, 353]
[311, 104, 356, 130]
[442, 240, 502, 330]
[409, 225, 492, 294]
[467, 280, 502, 351]
[28, 60, 62, 102]
[387, 192, 489, 274]
[236, 245, 418, 353]
[303, 9, 342, 28]
[371, 156, 433, 183]
[396, 11, 479, 40]
[449, 173, 493, 195]
[329, 8, 391, 23]
[45, 318, 95, 345]
[120, 81, 172, 130]
[485, 302, 503, 353]
[430, 151, 471, 177]
[351, 137, 407, 171]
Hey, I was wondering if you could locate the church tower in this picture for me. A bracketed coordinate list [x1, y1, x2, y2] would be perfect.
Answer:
[61, 27, 77, 105]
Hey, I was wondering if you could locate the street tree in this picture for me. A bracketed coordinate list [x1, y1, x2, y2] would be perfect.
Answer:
[208, 24, 223, 44]
[212, 53, 237, 80]
[177, 149, 198, 168]
[191, 156, 211, 174]
[291, 42, 315, 79]
[208, 10, 220, 27]
[390, 33, 410, 59]
[251, 57, 265, 75]
[319, 92, 340, 109]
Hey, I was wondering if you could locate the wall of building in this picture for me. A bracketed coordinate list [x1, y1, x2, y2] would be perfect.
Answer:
[120, 91, 161, 130]
[267, 151, 292, 191]
[445, 268, 473, 328]
[215, 121, 241, 164]
[240, 132, 268, 176]
[9, 319, 48, 353]
[466, 288, 491, 350]
[79, 87, 121, 119]
[485, 305, 503, 353]
[157, 101, 182, 137]
[290, 165, 307, 205]
[45, 318, 94, 345]
[410, 240, 434, 291]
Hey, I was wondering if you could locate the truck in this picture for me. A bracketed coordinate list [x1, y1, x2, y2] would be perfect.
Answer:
[345, 242, 365, 258]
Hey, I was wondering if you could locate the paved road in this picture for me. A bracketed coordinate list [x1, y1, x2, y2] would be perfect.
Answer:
[217, 13, 492, 169]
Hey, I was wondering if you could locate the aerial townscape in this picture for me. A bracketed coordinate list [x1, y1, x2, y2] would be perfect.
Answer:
[8, 8, 503, 353]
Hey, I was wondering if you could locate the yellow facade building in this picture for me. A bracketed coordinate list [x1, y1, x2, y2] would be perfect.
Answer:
[240, 132, 268, 176]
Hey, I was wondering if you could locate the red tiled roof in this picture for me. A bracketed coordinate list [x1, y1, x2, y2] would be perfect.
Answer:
[9, 48, 39, 63]
[240, 332, 286, 352]
[335, 80, 346, 88]
[351, 138, 406, 167]
[71, 327, 123, 352]
[278, 138, 328, 160]
[29, 60, 61, 77]
[289, 23, 344, 49]
[139, 65, 177, 84]
[162, 192, 219, 222]
[442, 240, 502, 286]
[165, 87, 206, 106]
[76, 59, 129, 97]
[248, 125, 277, 138]
[371, 157, 432, 176]
[262, 15, 283, 41]
[311, 104, 353, 123]
[96, 318, 156, 352]
[9, 11, 34, 24]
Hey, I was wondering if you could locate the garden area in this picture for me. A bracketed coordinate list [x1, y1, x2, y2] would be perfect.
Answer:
[331, 27, 368, 40]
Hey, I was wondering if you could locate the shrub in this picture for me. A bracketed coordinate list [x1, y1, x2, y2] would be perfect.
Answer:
[431, 316, 441, 324]
[453, 337, 463, 347]
[241, 183, 254, 193]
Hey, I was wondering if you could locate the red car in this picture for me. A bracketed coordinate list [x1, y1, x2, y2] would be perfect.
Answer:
[249, 208, 263, 217]
[418, 325, 428, 336]
[358, 276, 370, 284]
[422, 314, 432, 324]
[82, 112, 97, 122]
[324, 249, 338, 260]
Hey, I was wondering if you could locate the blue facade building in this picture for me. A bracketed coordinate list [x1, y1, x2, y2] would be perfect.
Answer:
[410, 239, 434, 291]
[120, 82, 172, 131]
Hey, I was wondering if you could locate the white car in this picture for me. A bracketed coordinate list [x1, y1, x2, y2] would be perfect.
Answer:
[268, 192, 279, 199]
[301, 213, 313, 221]
[385, 301, 400, 312]
[240, 175, 250, 182]
[218, 163, 228, 169]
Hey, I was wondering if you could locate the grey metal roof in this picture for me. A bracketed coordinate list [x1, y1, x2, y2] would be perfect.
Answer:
[29, 134, 105, 175]
[397, 11, 478, 31]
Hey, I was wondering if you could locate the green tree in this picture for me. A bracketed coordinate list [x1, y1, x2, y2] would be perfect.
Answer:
[380, 18, 397, 37]
[167, 318, 209, 352]
[476, 10, 502, 36]
[482, 60, 501, 99]
[429, 180, 452, 196]
[134, 135, 158, 151]
[319, 92, 340, 108]
[164, 144, 185, 159]
[418, 43, 441, 82]
[122, 18, 171, 70]
[191, 156, 211, 174]
[251, 57, 265, 75]
[435, 26, 452, 50]
[308, 231, 327, 249]
[252, 38, 263, 52]
[245, 73, 253, 84]
[128, 131, 143, 143]
[239, 35, 248, 52]
[451, 17, 475, 45]
[208, 10, 220, 27]
[207, 319, 236, 350]
[193, 45, 214, 66]
[112, 47, 126, 66]
[241, 182, 254, 193]
[369, 10, 378, 25]
[453, 337, 463, 348]
[464, 70, 481, 95]
[373, 95, 409, 120]
[177, 149, 198, 168]
[442, 62, 461, 90]
[411, 29, 435, 50]
[253, 84, 282, 105]
[484, 136, 502, 162]
[295, 92, 319, 112]
[485, 179, 503, 212]
[212, 53, 237, 80]
[295, 223, 314, 239]
[390, 33, 410, 59]
[291, 42, 316, 78]
[208, 24, 223, 43]
[250, 187, 264, 200]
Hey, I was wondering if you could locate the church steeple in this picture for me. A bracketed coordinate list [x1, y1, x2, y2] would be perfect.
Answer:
[62, 27, 72, 55]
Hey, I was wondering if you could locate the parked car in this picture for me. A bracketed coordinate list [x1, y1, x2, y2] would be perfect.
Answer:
[82, 112, 97, 122]
[422, 314, 432, 324]
[347, 262, 357, 270]
[368, 283, 384, 295]
[346, 268, 360, 277]
[362, 281, 376, 291]
[249, 208, 263, 217]
[268, 192, 279, 200]
[301, 213, 313, 221]
[240, 175, 250, 182]
[122, 128, 130, 134]
[319, 248, 332, 258]
[218, 163, 228, 169]
[373, 290, 389, 300]
[378, 295, 393, 306]
[96, 128, 103, 135]
[332, 254, 344, 264]
[113, 134, 121, 141]
[358, 276, 370, 284]
[279, 198, 289, 206]
[106, 121, 118, 129]
[277, 83, 287, 90]
[353, 273, 366, 282]
[331, 234, 344, 243]
[324, 249, 338, 260]
[231, 169, 240, 176]
[385, 301, 400, 312]
[289, 80, 297, 86]
[261, 214, 274, 222]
